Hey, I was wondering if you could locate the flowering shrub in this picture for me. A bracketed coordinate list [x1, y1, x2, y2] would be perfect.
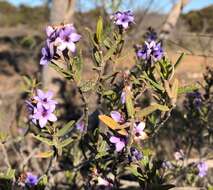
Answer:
[0, 11, 211, 190]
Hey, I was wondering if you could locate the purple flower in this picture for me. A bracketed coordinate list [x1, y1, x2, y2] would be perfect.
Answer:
[152, 42, 164, 60]
[187, 91, 202, 109]
[193, 98, 202, 108]
[55, 24, 81, 52]
[197, 161, 208, 177]
[40, 24, 81, 65]
[34, 89, 57, 110]
[110, 111, 124, 123]
[25, 173, 38, 187]
[136, 47, 149, 60]
[27, 89, 57, 128]
[130, 147, 143, 161]
[162, 161, 173, 169]
[145, 27, 157, 42]
[136, 40, 164, 62]
[31, 104, 57, 128]
[133, 122, 147, 140]
[111, 10, 134, 29]
[136, 41, 154, 60]
[40, 42, 54, 65]
[46, 26, 60, 42]
[76, 120, 85, 132]
[109, 136, 125, 152]
[40, 26, 59, 65]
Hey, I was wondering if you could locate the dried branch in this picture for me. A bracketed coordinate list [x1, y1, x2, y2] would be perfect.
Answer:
[160, 0, 190, 40]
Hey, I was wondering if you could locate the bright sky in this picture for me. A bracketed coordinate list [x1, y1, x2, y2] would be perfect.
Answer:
[7, 0, 213, 13]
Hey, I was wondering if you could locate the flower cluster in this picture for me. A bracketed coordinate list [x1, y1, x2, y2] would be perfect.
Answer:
[40, 24, 81, 65]
[133, 121, 147, 141]
[109, 136, 125, 152]
[136, 40, 164, 62]
[108, 111, 147, 153]
[197, 161, 208, 178]
[110, 10, 134, 29]
[26, 89, 57, 128]
[186, 91, 202, 109]
[25, 173, 38, 187]
[130, 147, 143, 161]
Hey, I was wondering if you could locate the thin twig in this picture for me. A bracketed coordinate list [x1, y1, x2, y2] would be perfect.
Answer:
[77, 86, 89, 132]
[20, 146, 40, 170]
[0, 143, 11, 168]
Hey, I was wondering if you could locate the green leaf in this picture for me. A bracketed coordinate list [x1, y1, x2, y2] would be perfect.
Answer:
[0, 168, 16, 179]
[94, 51, 102, 65]
[141, 155, 149, 166]
[22, 76, 32, 86]
[85, 27, 99, 49]
[131, 75, 141, 85]
[56, 120, 75, 137]
[127, 165, 143, 179]
[103, 90, 115, 96]
[136, 104, 169, 119]
[72, 55, 83, 84]
[33, 135, 54, 146]
[50, 62, 72, 79]
[142, 72, 164, 91]
[103, 42, 118, 61]
[174, 52, 185, 68]
[58, 138, 73, 148]
[125, 88, 135, 118]
[142, 148, 153, 157]
[103, 37, 112, 48]
[38, 175, 48, 186]
[96, 140, 107, 159]
[6, 168, 15, 179]
[96, 16, 103, 43]
[178, 84, 199, 94]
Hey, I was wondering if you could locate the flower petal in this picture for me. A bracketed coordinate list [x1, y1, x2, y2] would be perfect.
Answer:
[39, 117, 48, 128]
[57, 42, 67, 51]
[46, 26, 55, 37]
[110, 111, 122, 123]
[109, 136, 120, 143]
[67, 42, 76, 52]
[45, 91, 54, 99]
[115, 141, 125, 152]
[48, 113, 57, 122]
[136, 122, 145, 132]
[70, 33, 81, 42]
[40, 57, 48, 65]
[37, 89, 45, 99]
